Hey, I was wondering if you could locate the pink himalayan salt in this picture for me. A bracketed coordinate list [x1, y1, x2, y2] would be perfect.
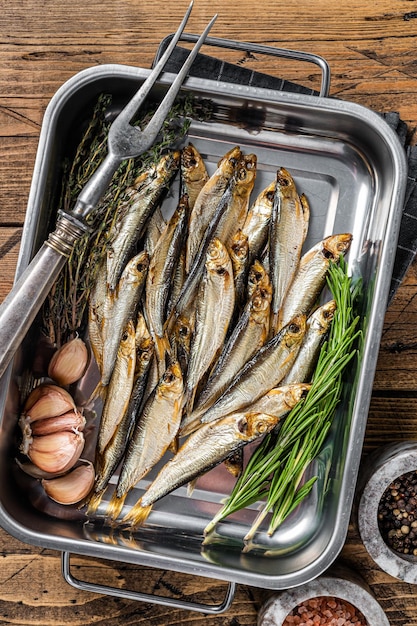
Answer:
[282, 595, 368, 626]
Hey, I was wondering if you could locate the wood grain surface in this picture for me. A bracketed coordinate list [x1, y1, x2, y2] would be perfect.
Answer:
[1, 0, 417, 624]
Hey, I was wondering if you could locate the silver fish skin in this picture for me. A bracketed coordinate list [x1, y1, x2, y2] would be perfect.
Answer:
[97, 319, 137, 453]
[269, 167, 308, 335]
[115, 360, 184, 499]
[247, 259, 271, 300]
[213, 154, 257, 250]
[184, 238, 235, 414]
[130, 410, 287, 520]
[94, 314, 154, 494]
[100, 250, 149, 386]
[180, 314, 306, 436]
[228, 229, 249, 313]
[143, 204, 167, 257]
[300, 193, 310, 243]
[192, 281, 272, 419]
[278, 233, 352, 331]
[144, 195, 190, 375]
[169, 314, 193, 377]
[181, 143, 209, 210]
[283, 300, 337, 385]
[242, 180, 275, 265]
[88, 258, 108, 373]
[242, 382, 311, 416]
[185, 146, 241, 273]
[106, 151, 180, 291]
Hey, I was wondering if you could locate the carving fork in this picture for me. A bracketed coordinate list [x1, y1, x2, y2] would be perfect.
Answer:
[0, 2, 216, 379]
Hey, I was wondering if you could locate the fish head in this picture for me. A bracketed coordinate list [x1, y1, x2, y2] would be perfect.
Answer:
[248, 260, 270, 297]
[206, 238, 231, 275]
[251, 284, 273, 313]
[282, 383, 312, 409]
[229, 230, 249, 263]
[174, 316, 193, 351]
[234, 154, 257, 195]
[283, 314, 307, 349]
[322, 233, 353, 261]
[119, 320, 137, 355]
[236, 412, 280, 441]
[276, 167, 298, 199]
[216, 146, 242, 172]
[260, 180, 276, 206]
[159, 360, 183, 398]
[181, 143, 207, 184]
[126, 250, 150, 283]
[309, 299, 337, 334]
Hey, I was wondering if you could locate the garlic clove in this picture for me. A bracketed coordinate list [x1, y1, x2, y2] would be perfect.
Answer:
[48, 337, 89, 386]
[41, 461, 95, 505]
[30, 410, 86, 437]
[23, 383, 76, 423]
[28, 430, 85, 474]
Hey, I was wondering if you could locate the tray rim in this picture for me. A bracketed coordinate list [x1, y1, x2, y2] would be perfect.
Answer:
[0, 62, 408, 590]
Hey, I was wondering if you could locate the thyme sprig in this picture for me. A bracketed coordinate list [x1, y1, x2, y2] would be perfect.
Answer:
[42, 92, 212, 346]
[203, 257, 362, 545]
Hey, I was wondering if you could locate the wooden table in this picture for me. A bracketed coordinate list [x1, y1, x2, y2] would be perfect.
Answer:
[1, 0, 417, 623]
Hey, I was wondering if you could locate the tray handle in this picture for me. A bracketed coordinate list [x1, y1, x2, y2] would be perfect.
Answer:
[158, 33, 331, 97]
[61, 551, 236, 614]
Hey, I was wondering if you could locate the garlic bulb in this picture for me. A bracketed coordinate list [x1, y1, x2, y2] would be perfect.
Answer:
[23, 384, 76, 423]
[41, 461, 95, 505]
[48, 337, 89, 386]
[27, 430, 85, 474]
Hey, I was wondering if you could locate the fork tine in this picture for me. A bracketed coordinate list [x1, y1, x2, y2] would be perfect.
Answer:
[139, 12, 217, 146]
[112, 0, 217, 141]
[114, 1, 197, 129]
[73, 4, 216, 218]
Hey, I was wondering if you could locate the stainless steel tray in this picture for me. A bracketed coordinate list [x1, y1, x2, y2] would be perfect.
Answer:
[0, 47, 407, 611]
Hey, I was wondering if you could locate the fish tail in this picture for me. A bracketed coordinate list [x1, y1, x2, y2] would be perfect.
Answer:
[105, 490, 128, 524]
[87, 379, 108, 405]
[85, 490, 105, 518]
[121, 499, 153, 529]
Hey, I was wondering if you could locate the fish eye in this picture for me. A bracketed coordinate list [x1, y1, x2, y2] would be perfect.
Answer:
[288, 323, 300, 334]
[237, 417, 248, 434]
[136, 263, 147, 272]
[216, 267, 227, 275]
[164, 372, 175, 383]
[266, 190, 275, 201]
[179, 325, 189, 337]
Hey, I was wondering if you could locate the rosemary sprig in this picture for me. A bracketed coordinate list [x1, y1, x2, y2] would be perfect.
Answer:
[203, 257, 362, 544]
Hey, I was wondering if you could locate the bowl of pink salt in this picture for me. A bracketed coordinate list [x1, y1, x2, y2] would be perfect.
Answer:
[257, 565, 389, 626]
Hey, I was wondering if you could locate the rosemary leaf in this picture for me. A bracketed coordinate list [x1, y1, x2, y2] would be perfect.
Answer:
[203, 257, 362, 543]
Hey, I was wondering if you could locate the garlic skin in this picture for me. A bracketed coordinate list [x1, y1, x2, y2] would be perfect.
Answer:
[48, 337, 89, 386]
[30, 410, 86, 437]
[27, 430, 85, 474]
[41, 461, 95, 505]
[23, 384, 76, 423]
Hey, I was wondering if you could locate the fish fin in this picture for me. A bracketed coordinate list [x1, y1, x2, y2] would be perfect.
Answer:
[168, 435, 179, 454]
[178, 413, 202, 437]
[187, 478, 198, 497]
[183, 385, 198, 417]
[105, 490, 128, 524]
[121, 499, 153, 529]
[87, 379, 108, 405]
[224, 448, 243, 478]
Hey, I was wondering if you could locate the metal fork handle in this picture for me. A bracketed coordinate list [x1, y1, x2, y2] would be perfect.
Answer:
[61, 551, 236, 614]
[0, 4, 216, 381]
[0, 213, 86, 380]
